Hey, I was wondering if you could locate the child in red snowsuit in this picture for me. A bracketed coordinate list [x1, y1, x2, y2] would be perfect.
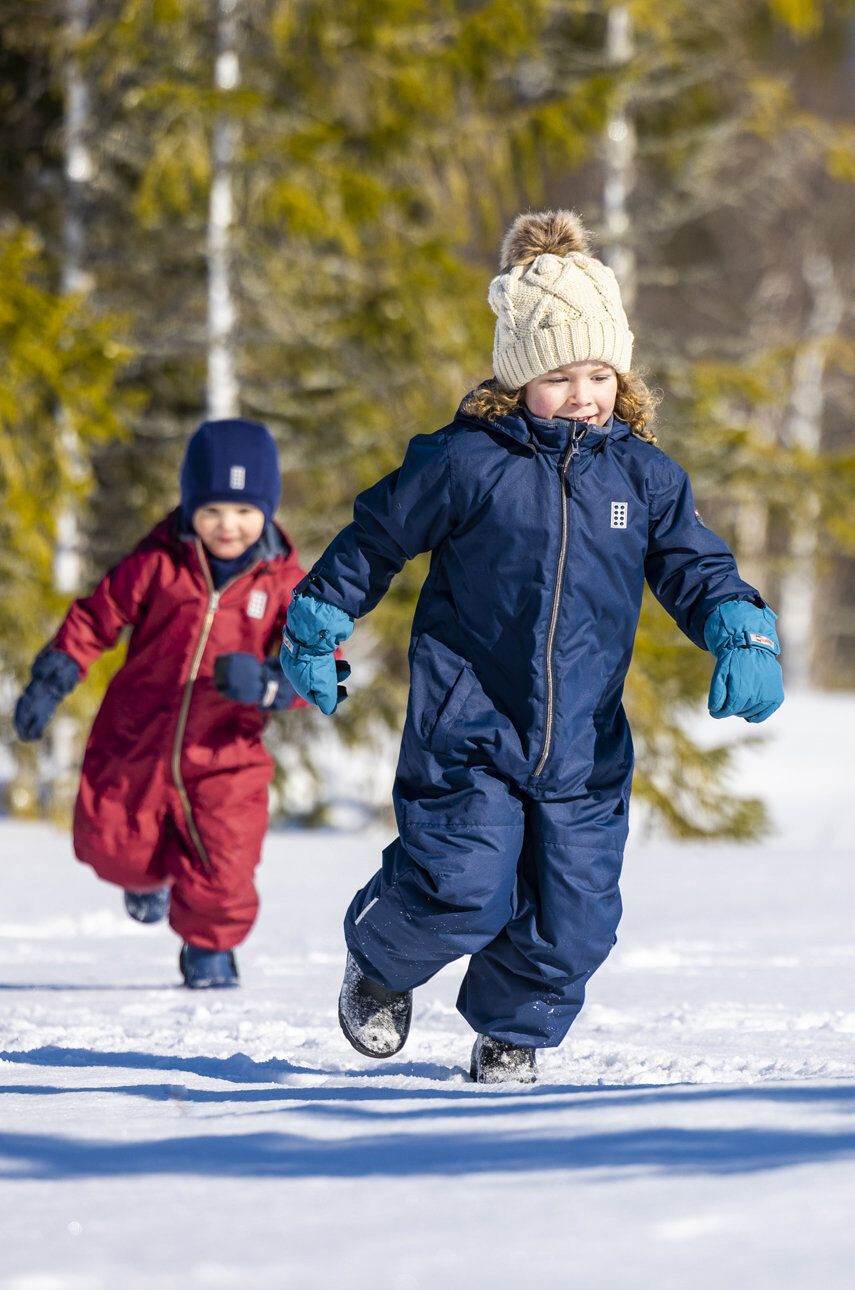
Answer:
[14, 418, 320, 987]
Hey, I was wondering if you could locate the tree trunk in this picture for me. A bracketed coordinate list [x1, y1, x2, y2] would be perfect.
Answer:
[602, 5, 636, 309]
[207, 0, 240, 419]
[46, 0, 94, 815]
[779, 244, 844, 687]
[56, 0, 92, 597]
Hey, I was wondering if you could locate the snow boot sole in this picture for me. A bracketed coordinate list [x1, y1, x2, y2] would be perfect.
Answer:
[338, 952, 412, 1059]
[470, 1035, 537, 1085]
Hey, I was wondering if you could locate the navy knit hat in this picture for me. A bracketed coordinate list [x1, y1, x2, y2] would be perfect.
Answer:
[180, 418, 282, 523]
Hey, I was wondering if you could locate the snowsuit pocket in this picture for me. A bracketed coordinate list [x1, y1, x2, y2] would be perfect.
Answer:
[426, 663, 477, 753]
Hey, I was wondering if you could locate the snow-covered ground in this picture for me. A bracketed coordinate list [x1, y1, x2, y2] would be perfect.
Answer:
[1, 692, 853, 1289]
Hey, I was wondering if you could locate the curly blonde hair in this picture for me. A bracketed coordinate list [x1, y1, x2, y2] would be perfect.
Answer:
[461, 370, 660, 444]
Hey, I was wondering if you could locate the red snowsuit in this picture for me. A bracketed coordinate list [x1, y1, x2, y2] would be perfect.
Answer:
[53, 511, 307, 950]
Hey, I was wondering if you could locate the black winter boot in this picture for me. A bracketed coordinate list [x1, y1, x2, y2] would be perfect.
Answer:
[179, 943, 239, 989]
[470, 1035, 537, 1084]
[123, 887, 170, 925]
[338, 952, 412, 1058]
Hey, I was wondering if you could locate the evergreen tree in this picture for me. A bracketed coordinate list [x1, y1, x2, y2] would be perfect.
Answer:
[0, 226, 129, 812]
[1, 0, 851, 833]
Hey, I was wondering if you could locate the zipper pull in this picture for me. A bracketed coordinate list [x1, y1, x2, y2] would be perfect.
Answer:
[570, 424, 587, 456]
[210, 591, 220, 612]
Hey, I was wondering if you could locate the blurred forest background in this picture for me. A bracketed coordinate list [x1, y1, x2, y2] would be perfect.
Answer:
[0, 0, 853, 834]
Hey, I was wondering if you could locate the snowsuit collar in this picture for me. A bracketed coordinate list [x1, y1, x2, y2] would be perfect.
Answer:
[454, 393, 631, 456]
[521, 409, 615, 455]
[206, 546, 258, 589]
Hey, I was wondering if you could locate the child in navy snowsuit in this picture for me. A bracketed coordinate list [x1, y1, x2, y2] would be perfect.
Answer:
[280, 210, 784, 1082]
[14, 419, 319, 988]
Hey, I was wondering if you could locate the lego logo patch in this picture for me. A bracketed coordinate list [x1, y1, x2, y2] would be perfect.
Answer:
[230, 465, 246, 490]
[247, 590, 268, 620]
[610, 501, 628, 529]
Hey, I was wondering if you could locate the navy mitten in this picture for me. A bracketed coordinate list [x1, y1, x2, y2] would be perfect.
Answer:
[213, 653, 300, 711]
[280, 593, 354, 716]
[704, 601, 784, 724]
[14, 648, 81, 742]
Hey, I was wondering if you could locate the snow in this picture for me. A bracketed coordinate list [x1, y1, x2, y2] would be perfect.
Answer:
[1, 690, 854, 1288]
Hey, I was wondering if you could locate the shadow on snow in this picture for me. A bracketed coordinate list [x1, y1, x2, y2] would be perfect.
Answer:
[0, 1121, 854, 1182]
[0, 1046, 854, 1181]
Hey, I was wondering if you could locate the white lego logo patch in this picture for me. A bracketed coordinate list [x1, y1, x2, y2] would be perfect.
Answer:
[247, 590, 268, 620]
[230, 465, 246, 490]
[610, 501, 628, 529]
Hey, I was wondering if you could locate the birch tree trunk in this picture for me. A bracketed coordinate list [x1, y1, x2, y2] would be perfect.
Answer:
[779, 245, 844, 687]
[207, 0, 240, 419]
[602, 5, 636, 309]
[56, 0, 93, 596]
[48, 0, 94, 811]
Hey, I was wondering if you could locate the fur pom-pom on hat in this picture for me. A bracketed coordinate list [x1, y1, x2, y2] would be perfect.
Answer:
[488, 207, 633, 386]
[499, 209, 591, 272]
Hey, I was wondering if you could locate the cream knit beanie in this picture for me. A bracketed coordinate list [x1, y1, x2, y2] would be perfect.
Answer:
[488, 210, 633, 388]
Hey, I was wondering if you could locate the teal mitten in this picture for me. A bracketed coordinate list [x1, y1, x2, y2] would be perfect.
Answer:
[704, 601, 783, 724]
[280, 593, 354, 716]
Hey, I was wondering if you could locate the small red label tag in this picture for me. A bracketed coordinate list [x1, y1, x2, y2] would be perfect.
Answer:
[749, 633, 774, 648]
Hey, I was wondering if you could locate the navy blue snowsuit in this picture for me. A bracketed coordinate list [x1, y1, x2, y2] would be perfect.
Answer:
[299, 401, 761, 1046]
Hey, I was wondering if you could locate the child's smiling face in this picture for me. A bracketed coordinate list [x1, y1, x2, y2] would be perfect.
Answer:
[192, 502, 265, 559]
[524, 360, 618, 426]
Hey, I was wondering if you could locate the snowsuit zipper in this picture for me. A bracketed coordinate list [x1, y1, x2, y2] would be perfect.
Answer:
[170, 541, 259, 867]
[533, 427, 585, 778]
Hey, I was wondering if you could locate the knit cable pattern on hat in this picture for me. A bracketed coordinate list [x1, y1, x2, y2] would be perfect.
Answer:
[489, 233, 634, 387]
